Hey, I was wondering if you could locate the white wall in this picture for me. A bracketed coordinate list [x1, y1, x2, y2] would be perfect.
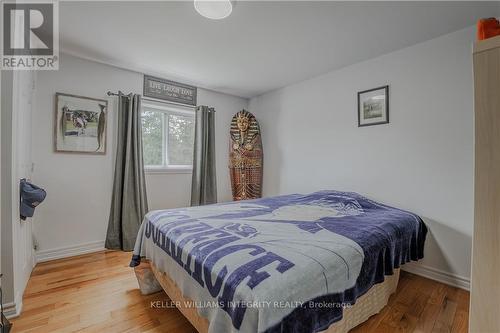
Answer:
[33, 53, 248, 257]
[249, 27, 474, 286]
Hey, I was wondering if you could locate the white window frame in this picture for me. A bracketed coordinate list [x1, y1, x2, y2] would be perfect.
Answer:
[142, 100, 195, 174]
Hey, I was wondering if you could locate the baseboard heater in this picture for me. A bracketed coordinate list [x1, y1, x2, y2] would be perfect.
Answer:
[0, 274, 12, 333]
[0, 313, 12, 333]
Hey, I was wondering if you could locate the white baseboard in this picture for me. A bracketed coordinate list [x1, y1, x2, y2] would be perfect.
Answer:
[402, 262, 470, 290]
[35, 240, 105, 263]
[3, 291, 23, 319]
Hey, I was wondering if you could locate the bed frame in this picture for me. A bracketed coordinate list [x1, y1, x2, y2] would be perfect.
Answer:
[150, 263, 400, 333]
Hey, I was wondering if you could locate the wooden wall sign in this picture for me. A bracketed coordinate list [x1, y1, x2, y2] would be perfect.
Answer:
[143, 75, 197, 106]
[229, 110, 263, 201]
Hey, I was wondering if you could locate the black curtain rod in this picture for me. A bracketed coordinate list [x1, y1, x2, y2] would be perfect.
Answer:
[106, 91, 199, 109]
[107, 91, 130, 98]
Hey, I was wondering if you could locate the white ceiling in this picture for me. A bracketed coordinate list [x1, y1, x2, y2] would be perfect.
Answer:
[60, 1, 500, 98]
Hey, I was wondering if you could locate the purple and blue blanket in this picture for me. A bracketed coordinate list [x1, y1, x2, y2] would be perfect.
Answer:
[131, 190, 426, 333]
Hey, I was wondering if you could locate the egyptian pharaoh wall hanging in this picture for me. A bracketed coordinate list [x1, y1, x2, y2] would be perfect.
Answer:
[229, 110, 263, 201]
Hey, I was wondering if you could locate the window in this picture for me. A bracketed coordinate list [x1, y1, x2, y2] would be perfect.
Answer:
[141, 101, 195, 172]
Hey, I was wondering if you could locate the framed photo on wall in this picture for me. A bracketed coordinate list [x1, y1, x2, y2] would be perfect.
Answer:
[358, 85, 389, 127]
[54, 93, 108, 154]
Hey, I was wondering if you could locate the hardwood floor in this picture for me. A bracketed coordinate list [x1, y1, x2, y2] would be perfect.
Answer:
[11, 251, 469, 333]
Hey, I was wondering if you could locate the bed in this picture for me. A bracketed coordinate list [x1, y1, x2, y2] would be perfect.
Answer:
[131, 190, 427, 333]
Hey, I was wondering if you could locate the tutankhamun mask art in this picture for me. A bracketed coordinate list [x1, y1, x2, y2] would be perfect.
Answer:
[229, 110, 263, 201]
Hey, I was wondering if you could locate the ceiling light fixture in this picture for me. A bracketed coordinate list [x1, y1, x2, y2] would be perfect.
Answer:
[194, 0, 234, 20]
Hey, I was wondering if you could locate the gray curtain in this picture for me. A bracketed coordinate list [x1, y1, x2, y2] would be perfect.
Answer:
[191, 106, 217, 206]
[105, 93, 148, 251]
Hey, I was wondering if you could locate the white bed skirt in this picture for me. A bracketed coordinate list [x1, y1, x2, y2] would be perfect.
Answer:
[146, 262, 400, 333]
